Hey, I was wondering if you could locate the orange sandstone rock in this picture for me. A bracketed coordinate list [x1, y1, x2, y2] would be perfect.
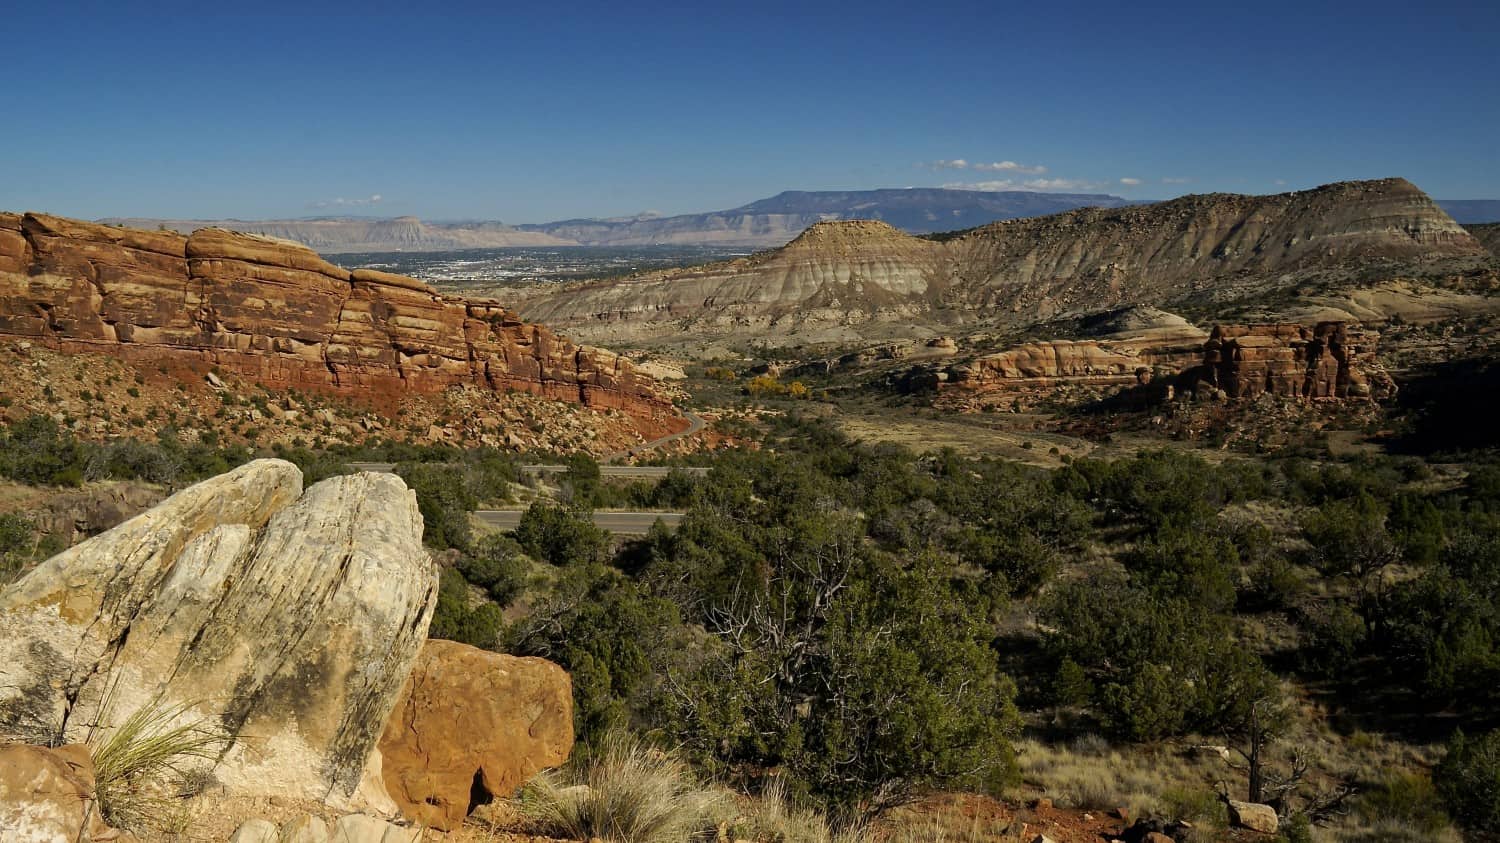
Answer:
[379, 640, 574, 831]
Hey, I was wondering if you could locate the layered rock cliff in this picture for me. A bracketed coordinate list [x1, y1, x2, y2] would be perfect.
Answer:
[506, 178, 1486, 345]
[0, 213, 670, 414]
[923, 321, 1392, 409]
[1184, 323, 1394, 400]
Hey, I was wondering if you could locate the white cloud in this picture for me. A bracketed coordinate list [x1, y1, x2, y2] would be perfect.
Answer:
[943, 177, 1106, 193]
[974, 160, 1048, 175]
[1119, 177, 1143, 186]
[308, 194, 384, 209]
[1273, 179, 1287, 186]
[1161, 177, 1191, 184]
[926, 158, 1046, 175]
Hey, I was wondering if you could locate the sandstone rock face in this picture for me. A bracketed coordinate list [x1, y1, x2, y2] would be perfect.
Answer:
[0, 214, 669, 415]
[944, 331, 1206, 395]
[508, 178, 1485, 343]
[1187, 322, 1394, 400]
[379, 639, 573, 831]
[0, 460, 438, 813]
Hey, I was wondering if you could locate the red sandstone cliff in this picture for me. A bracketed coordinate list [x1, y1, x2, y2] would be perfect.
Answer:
[0, 213, 671, 415]
[1185, 322, 1394, 400]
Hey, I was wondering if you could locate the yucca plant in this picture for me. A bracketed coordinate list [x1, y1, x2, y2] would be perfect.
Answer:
[88, 695, 226, 832]
[520, 732, 727, 843]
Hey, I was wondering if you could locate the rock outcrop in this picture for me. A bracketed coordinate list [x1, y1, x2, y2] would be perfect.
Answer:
[379, 640, 573, 831]
[935, 330, 1207, 399]
[1226, 799, 1279, 834]
[917, 320, 1391, 407]
[0, 460, 437, 813]
[0, 744, 133, 843]
[1185, 322, 1394, 400]
[506, 178, 1486, 344]
[0, 212, 671, 415]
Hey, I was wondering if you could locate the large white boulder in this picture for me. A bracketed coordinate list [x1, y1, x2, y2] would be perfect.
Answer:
[0, 460, 438, 813]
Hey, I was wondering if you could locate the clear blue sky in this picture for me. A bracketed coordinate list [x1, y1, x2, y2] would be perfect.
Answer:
[3, 0, 1496, 222]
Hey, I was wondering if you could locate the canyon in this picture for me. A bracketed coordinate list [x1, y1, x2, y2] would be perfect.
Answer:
[0, 212, 673, 420]
[501, 178, 1489, 347]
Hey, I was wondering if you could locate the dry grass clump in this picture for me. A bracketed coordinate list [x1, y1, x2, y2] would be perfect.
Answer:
[732, 777, 873, 843]
[1013, 735, 1225, 823]
[89, 696, 226, 833]
[520, 733, 727, 843]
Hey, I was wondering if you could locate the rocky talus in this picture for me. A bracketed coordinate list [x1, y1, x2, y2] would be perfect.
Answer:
[506, 178, 1486, 344]
[0, 460, 436, 813]
[0, 212, 671, 415]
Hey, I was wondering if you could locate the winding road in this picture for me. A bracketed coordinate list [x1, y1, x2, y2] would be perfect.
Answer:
[605, 411, 707, 463]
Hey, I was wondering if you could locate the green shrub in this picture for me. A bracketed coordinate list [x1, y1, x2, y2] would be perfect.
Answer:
[459, 533, 529, 605]
[1436, 728, 1500, 833]
[428, 568, 503, 648]
[514, 502, 610, 566]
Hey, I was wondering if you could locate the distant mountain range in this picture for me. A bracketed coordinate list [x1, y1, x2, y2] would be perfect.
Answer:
[95, 215, 574, 252]
[97, 188, 1500, 254]
[1438, 200, 1500, 224]
[513, 188, 1143, 246]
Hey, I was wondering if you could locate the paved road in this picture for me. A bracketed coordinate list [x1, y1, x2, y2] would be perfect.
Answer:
[521, 464, 709, 478]
[473, 509, 685, 534]
[351, 461, 708, 478]
[605, 411, 707, 463]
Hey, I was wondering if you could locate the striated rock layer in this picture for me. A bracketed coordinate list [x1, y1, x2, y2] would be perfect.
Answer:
[0, 212, 671, 415]
[1184, 322, 1395, 400]
[507, 178, 1486, 344]
[0, 460, 437, 814]
[924, 322, 1391, 407]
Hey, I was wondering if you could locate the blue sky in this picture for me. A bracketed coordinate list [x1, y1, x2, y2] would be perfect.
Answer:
[3, 0, 1496, 222]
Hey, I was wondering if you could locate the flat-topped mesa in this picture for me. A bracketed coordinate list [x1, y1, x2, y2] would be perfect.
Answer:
[506, 177, 1486, 344]
[0, 212, 671, 414]
[1184, 322, 1395, 400]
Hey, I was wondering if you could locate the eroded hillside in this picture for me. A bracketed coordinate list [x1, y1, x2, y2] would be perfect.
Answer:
[502, 178, 1489, 348]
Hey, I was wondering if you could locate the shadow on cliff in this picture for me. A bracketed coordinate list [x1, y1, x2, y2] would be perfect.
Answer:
[1384, 357, 1500, 456]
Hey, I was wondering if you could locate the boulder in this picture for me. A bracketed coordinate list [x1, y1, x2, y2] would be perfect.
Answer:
[230, 819, 280, 843]
[280, 814, 330, 843]
[329, 813, 419, 843]
[1227, 799, 1279, 834]
[379, 639, 574, 830]
[0, 743, 133, 843]
[0, 460, 438, 813]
